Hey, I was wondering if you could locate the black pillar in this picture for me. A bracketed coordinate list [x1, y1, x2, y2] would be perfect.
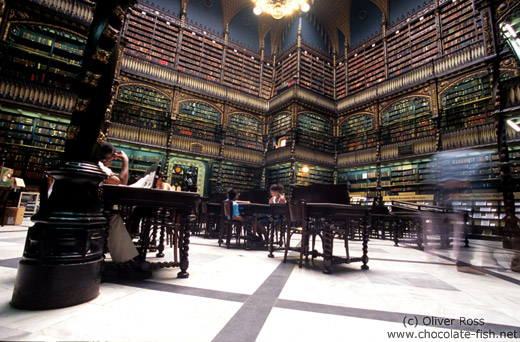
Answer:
[11, 0, 135, 310]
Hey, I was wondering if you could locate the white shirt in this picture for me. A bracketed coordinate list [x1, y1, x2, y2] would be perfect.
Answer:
[98, 161, 113, 177]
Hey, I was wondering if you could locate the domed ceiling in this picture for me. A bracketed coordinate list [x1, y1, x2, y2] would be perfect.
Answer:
[144, 0, 428, 55]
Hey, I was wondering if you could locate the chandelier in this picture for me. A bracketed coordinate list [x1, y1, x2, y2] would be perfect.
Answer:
[252, 0, 310, 20]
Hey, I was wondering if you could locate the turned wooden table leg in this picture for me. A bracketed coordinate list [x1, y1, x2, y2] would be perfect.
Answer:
[361, 215, 369, 270]
[177, 212, 190, 278]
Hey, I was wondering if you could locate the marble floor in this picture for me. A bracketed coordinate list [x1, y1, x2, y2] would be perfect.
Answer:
[1, 218, 520, 342]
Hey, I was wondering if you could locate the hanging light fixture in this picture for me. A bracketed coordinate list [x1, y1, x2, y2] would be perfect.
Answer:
[252, 0, 310, 20]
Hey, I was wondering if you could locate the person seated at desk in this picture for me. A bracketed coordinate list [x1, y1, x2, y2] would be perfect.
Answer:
[155, 172, 172, 191]
[226, 188, 268, 243]
[99, 142, 129, 186]
[99, 141, 139, 264]
[256, 184, 286, 242]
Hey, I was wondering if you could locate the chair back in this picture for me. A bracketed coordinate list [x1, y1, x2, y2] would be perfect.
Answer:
[222, 200, 233, 219]
[286, 200, 306, 227]
[201, 200, 208, 215]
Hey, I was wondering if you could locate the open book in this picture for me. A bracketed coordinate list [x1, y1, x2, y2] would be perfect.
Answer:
[128, 163, 160, 188]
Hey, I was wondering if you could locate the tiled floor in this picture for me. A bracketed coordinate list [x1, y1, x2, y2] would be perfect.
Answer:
[1, 218, 520, 342]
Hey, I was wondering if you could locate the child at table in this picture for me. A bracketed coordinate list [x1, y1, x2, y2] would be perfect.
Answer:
[256, 184, 286, 243]
[226, 188, 267, 243]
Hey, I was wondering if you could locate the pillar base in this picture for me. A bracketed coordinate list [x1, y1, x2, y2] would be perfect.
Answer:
[11, 258, 102, 310]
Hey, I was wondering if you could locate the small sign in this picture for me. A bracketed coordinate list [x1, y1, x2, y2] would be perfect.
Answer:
[398, 145, 414, 156]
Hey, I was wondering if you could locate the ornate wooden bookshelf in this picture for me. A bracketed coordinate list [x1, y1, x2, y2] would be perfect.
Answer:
[346, 48, 365, 93]
[274, 45, 298, 93]
[338, 114, 377, 153]
[297, 113, 334, 154]
[299, 46, 334, 98]
[2, 23, 86, 90]
[218, 162, 262, 195]
[437, 150, 502, 236]
[409, 13, 438, 68]
[124, 8, 178, 67]
[266, 163, 292, 190]
[111, 85, 170, 131]
[0, 109, 68, 185]
[386, 25, 411, 79]
[440, 74, 494, 132]
[267, 113, 292, 150]
[335, 58, 346, 99]
[261, 58, 274, 99]
[337, 166, 378, 205]
[174, 101, 221, 142]
[440, 0, 480, 54]
[227, 114, 263, 151]
[381, 97, 433, 145]
[295, 163, 334, 187]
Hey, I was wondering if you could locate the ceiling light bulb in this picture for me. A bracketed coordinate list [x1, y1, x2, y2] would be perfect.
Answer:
[253, 6, 262, 15]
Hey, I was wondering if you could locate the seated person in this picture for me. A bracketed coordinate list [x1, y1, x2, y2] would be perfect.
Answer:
[226, 188, 268, 243]
[155, 172, 172, 190]
[257, 184, 286, 243]
[99, 141, 139, 263]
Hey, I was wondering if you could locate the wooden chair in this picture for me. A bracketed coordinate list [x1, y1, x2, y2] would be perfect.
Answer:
[284, 200, 307, 268]
[219, 200, 244, 248]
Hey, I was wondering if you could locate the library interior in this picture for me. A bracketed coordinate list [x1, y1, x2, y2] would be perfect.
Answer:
[1, 0, 520, 341]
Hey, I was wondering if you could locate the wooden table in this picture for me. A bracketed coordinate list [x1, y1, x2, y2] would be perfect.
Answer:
[102, 185, 199, 278]
[305, 203, 371, 274]
[239, 202, 371, 274]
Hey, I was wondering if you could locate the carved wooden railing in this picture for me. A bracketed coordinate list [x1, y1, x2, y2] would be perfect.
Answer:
[170, 134, 220, 157]
[108, 123, 168, 147]
[29, 0, 94, 24]
[265, 146, 291, 165]
[337, 148, 378, 167]
[294, 145, 335, 167]
[337, 42, 487, 112]
[501, 76, 520, 110]
[222, 145, 263, 165]
[121, 54, 268, 111]
[440, 123, 496, 150]
[380, 136, 437, 161]
[0, 78, 76, 113]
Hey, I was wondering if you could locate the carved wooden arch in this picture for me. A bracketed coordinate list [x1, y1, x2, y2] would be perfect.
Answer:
[437, 71, 489, 99]
[380, 95, 431, 115]
[228, 111, 265, 135]
[267, 111, 291, 134]
[228, 111, 265, 125]
[3, 20, 89, 41]
[178, 99, 223, 116]
[117, 82, 173, 101]
[297, 111, 335, 127]
[338, 112, 375, 128]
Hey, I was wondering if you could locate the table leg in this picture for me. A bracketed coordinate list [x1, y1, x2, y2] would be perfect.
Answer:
[268, 221, 275, 258]
[361, 216, 369, 270]
[177, 212, 190, 278]
[322, 221, 333, 274]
